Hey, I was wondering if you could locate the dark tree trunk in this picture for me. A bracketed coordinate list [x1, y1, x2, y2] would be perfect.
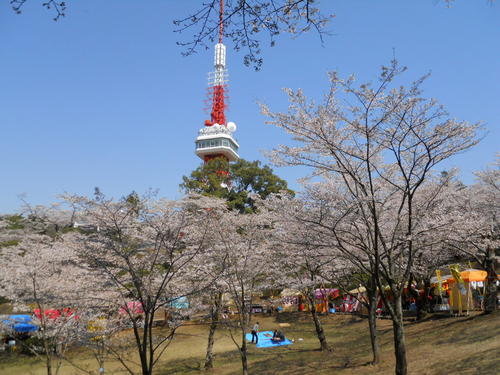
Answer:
[205, 292, 223, 370]
[408, 273, 425, 321]
[137, 312, 153, 375]
[391, 294, 407, 375]
[240, 332, 249, 375]
[140, 344, 150, 375]
[42, 333, 54, 375]
[46, 354, 53, 375]
[484, 246, 498, 314]
[308, 296, 331, 352]
[421, 279, 432, 314]
[415, 281, 429, 321]
[367, 284, 381, 364]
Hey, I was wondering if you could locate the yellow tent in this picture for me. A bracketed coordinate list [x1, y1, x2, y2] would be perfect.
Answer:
[447, 269, 487, 313]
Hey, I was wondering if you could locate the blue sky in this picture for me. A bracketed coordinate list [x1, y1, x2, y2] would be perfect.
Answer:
[0, 0, 498, 213]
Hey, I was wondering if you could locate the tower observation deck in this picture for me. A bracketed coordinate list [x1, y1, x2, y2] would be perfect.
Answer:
[194, 0, 239, 163]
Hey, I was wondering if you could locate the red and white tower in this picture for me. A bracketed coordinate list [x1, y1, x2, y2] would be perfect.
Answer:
[195, 0, 239, 163]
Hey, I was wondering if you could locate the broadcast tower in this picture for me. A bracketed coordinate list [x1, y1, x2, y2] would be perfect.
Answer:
[194, 0, 239, 164]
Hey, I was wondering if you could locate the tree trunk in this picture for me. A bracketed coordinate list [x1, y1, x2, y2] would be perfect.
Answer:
[240, 332, 249, 375]
[421, 279, 432, 315]
[391, 294, 407, 375]
[205, 292, 223, 370]
[484, 246, 498, 314]
[139, 315, 152, 375]
[367, 293, 381, 364]
[97, 340, 105, 374]
[42, 333, 54, 375]
[46, 354, 53, 375]
[308, 296, 331, 352]
[408, 274, 425, 321]
[415, 286, 427, 321]
[140, 345, 151, 375]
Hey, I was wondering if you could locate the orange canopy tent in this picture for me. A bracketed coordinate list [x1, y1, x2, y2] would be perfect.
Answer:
[446, 269, 487, 283]
[447, 269, 488, 313]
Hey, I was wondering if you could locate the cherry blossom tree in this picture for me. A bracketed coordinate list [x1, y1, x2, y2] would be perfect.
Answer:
[471, 156, 500, 313]
[183, 196, 230, 371]
[0, 202, 118, 375]
[264, 167, 465, 365]
[201, 289, 224, 370]
[408, 177, 467, 317]
[181, 160, 293, 370]
[265, 185, 385, 362]
[446, 156, 500, 313]
[60, 191, 219, 375]
[261, 60, 480, 375]
[0, 234, 93, 375]
[201, 201, 271, 375]
[264, 194, 334, 352]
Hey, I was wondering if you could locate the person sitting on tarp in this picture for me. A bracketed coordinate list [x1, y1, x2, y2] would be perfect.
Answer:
[271, 329, 285, 343]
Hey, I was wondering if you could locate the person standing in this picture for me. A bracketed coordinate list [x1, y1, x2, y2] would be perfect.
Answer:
[251, 321, 259, 344]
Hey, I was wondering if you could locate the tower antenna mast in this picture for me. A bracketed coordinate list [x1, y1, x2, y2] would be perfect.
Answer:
[194, 0, 239, 164]
[219, 0, 224, 44]
[205, 0, 227, 127]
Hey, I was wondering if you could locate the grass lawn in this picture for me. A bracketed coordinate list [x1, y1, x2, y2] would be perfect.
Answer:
[1, 311, 498, 375]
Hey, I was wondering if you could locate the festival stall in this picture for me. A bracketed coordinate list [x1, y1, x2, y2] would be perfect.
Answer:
[279, 289, 301, 312]
[314, 288, 340, 313]
[345, 287, 367, 314]
[447, 268, 487, 314]
[430, 272, 452, 311]
[430, 274, 451, 293]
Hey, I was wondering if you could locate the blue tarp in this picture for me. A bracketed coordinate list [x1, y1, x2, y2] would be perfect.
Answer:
[2, 314, 38, 333]
[169, 296, 189, 310]
[7, 315, 32, 322]
[246, 330, 293, 348]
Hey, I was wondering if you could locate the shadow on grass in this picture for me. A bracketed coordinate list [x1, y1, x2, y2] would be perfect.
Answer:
[430, 347, 499, 374]
[405, 312, 500, 346]
[274, 312, 306, 323]
[247, 349, 377, 375]
[0, 352, 39, 368]
[157, 312, 500, 375]
[157, 340, 364, 375]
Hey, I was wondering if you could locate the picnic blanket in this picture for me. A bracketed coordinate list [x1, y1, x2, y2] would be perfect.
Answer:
[1, 315, 38, 333]
[245, 330, 293, 348]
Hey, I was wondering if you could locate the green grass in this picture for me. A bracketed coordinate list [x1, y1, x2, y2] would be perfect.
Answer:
[0, 312, 498, 375]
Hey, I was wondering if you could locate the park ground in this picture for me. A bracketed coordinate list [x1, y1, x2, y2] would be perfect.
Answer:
[0, 311, 499, 375]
